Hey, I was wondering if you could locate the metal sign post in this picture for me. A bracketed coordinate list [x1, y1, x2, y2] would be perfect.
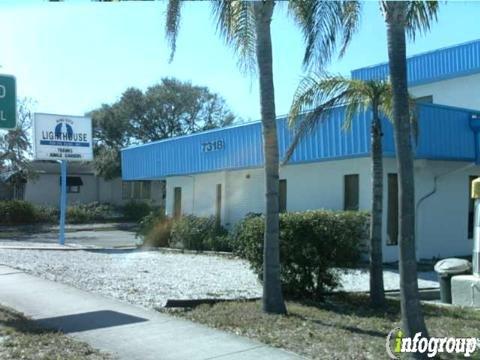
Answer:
[59, 160, 67, 245]
[33, 113, 93, 246]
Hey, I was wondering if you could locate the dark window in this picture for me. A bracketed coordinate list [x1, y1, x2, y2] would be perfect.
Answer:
[344, 175, 359, 211]
[387, 174, 399, 246]
[173, 187, 182, 219]
[468, 176, 478, 239]
[279, 179, 287, 213]
[415, 95, 433, 104]
[215, 184, 222, 226]
[59, 176, 83, 194]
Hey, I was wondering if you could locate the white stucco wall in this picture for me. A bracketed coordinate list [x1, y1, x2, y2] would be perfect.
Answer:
[166, 158, 372, 226]
[414, 160, 479, 261]
[164, 158, 480, 263]
[25, 173, 98, 206]
[25, 174, 165, 207]
[409, 73, 480, 110]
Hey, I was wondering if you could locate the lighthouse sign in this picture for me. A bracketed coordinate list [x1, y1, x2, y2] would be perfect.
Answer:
[34, 113, 93, 161]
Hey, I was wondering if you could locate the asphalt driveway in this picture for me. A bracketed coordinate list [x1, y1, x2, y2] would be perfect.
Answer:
[0, 225, 138, 248]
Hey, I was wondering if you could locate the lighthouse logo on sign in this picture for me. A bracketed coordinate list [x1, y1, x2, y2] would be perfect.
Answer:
[34, 113, 93, 161]
[40, 118, 89, 148]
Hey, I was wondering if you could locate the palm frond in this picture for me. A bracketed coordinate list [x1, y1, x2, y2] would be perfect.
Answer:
[284, 73, 352, 164]
[289, 0, 361, 69]
[165, 0, 183, 62]
[211, 0, 256, 75]
[379, 83, 420, 145]
[338, 1, 362, 58]
[406, 1, 439, 40]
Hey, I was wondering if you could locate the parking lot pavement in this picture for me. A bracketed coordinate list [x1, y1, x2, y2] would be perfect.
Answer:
[0, 229, 139, 248]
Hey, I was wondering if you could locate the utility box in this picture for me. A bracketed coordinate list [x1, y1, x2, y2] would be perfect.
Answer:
[472, 177, 480, 276]
[434, 258, 471, 303]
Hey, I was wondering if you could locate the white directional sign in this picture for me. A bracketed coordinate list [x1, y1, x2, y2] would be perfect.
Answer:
[34, 113, 93, 161]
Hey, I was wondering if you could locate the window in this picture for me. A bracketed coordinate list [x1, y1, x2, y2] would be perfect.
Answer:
[13, 182, 25, 200]
[279, 179, 287, 213]
[215, 184, 222, 226]
[387, 174, 399, 246]
[415, 95, 433, 104]
[173, 187, 182, 219]
[344, 175, 359, 211]
[468, 176, 478, 239]
[59, 176, 83, 194]
[68, 185, 80, 194]
[122, 181, 151, 200]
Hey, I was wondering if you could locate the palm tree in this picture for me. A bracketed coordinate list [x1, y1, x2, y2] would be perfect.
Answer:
[286, 74, 398, 308]
[380, 0, 438, 340]
[286, 74, 419, 308]
[165, 0, 359, 314]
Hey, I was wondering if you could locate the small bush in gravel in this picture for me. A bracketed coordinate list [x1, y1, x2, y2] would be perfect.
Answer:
[170, 215, 229, 252]
[0, 200, 36, 225]
[122, 201, 152, 221]
[230, 210, 368, 299]
[137, 209, 171, 247]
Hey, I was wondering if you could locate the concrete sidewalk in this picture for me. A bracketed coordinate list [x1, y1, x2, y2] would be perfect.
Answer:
[0, 265, 303, 360]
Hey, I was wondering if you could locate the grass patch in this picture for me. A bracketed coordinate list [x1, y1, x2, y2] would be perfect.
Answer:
[0, 305, 112, 359]
[164, 293, 480, 359]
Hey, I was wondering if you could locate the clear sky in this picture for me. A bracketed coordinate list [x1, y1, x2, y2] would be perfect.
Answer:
[1, 0, 480, 122]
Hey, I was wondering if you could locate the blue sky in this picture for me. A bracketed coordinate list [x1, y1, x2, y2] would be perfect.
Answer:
[1, 0, 480, 122]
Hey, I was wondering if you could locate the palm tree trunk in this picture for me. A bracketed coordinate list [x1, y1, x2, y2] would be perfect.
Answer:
[370, 104, 385, 307]
[253, 0, 286, 315]
[384, 1, 428, 340]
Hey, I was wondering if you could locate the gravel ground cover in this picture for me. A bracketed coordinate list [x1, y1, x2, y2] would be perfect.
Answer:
[0, 245, 438, 310]
[0, 247, 262, 308]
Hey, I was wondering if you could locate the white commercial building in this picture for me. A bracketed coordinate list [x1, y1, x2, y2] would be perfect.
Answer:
[122, 40, 480, 262]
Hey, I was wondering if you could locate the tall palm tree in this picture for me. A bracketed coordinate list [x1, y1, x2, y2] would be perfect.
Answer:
[286, 74, 411, 308]
[165, 0, 359, 314]
[381, 0, 438, 340]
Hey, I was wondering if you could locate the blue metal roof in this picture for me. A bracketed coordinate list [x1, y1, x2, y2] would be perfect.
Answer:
[121, 103, 480, 180]
[351, 39, 480, 86]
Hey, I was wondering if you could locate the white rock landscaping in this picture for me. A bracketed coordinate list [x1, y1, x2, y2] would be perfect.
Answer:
[0, 246, 438, 310]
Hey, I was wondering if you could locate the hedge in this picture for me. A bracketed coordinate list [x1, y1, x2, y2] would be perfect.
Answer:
[0, 200, 121, 225]
[137, 214, 231, 252]
[170, 215, 230, 252]
[0, 200, 37, 225]
[122, 201, 153, 222]
[230, 210, 369, 299]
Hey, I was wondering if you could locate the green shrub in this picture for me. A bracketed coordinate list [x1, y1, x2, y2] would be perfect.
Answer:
[66, 206, 92, 224]
[0, 201, 122, 225]
[137, 209, 171, 247]
[73, 202, 119, 222]
[0, 200, 37, 225]
[122, 201, 152, 221]
[231, 210, 368, 299]
[34, 206, 58, 224]
[170, 215, 228, 252]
